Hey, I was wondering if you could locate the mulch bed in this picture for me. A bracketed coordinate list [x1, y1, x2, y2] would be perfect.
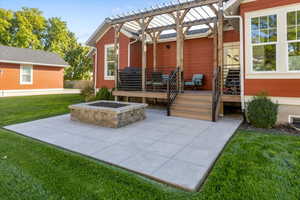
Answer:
[240, 122, 300, 136]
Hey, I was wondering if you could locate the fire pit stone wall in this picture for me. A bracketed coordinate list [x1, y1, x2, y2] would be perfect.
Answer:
[69, 101, 147, 128]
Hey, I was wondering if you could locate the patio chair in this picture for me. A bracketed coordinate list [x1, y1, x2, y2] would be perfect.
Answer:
[152, 72, 164, 91]
[119, 67, 142, 91]
[184, 74, 204, 90]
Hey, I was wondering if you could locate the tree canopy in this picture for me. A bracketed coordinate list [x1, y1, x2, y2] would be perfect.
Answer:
[0, 7, 92, 80]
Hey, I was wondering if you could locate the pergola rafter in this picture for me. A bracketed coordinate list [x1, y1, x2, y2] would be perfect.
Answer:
[109, 0, 219, 25]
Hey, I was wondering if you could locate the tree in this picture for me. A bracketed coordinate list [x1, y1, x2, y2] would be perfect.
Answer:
[64, 44, 92, 80]
[11, 8, 46, 49]
[44, 17, 76, 57]
[0, 8, 13, 45]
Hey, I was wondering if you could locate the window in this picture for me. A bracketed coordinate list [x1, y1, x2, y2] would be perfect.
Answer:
[20, 65, 33, 84]
[251, 15, 277, 72]
[287, 11, 300, 71]
[104, 44, 118, 80]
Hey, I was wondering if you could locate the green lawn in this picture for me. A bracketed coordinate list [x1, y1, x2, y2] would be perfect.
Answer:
[0, 94, 84, 126]
[0, 94, 300, 200]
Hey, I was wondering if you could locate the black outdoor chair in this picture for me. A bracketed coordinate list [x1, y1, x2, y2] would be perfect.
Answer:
[152, 72, 164, 91]
[118, 67, 142, 91]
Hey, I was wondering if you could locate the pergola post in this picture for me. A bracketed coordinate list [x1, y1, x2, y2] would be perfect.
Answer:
[113, 24, 123, 101]
[170, 9, 190, 93]
[148, 31, 161, 72]
[217, 0, 224, 116]
[137, 17, 152, 102]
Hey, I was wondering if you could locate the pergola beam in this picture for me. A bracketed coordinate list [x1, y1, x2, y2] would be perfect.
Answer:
[109, 0, 219, 25]
[145, 17, 217, 33]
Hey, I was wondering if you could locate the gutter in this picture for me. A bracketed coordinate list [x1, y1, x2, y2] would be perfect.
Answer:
[91, 47, 98, 94]
[223, 13, 245, 111]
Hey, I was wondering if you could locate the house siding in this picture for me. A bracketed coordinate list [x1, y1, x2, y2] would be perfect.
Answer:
[0, 62, 64, 90]
[146, 30, 239, 90]
[95, 27, 130, 89]
[241, 0, 300, 97]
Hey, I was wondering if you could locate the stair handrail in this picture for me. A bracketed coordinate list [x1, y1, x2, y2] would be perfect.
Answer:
[167, 67, 180, 116]
[212, 66, 222, 122]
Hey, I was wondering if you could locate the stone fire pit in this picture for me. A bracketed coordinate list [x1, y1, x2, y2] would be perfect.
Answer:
[69, 101, 147, 128]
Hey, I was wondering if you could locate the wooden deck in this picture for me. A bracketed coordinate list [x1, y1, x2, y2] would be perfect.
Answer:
[113, 90, 241, 103]
[222, 95, 241, 103]
[113, 90, 168, 99]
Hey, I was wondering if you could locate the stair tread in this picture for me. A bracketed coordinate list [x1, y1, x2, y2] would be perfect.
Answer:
[171, 110, 212, 120]
[172, 103, 211, 109]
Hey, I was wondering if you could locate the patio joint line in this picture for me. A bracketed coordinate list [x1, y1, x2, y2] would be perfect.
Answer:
[151, 123, 215, 174]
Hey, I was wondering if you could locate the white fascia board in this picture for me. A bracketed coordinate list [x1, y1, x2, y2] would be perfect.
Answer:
[0, 60, 69, 68]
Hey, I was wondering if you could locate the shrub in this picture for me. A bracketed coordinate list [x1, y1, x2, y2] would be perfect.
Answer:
[81, 85, 95, 102]
[246, 93, 278, 129]
[96, 87, 114, 100]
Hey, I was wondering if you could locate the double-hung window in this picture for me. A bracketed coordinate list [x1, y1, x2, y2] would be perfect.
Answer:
[287, 10, 300, 71]
[104, 44, 118, 80]
[251, 15, 277, 72]
[20, 65, 33, 84]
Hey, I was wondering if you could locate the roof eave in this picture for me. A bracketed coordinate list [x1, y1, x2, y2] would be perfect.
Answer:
[0, 60, 69, 68]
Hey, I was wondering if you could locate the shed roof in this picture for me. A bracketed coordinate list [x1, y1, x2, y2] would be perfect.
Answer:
[0, 45, 69, 67]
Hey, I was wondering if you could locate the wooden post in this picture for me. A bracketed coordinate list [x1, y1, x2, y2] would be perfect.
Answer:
[217, 0, 224, 117]
[148, 31, 161, 72]
[137, 17, 152, 103]
[113, 24, 123, 101]
[170, 9, 189, 93]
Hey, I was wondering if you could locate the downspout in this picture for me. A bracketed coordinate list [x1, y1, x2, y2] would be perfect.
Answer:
[128, 38, 139, 66]
[92, 47, 98, 95]
[223, 14, 245, 111]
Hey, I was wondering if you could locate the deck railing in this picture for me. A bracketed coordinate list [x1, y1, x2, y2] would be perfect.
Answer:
[167, 68, 180, 116]
[117, 67, 177, 92]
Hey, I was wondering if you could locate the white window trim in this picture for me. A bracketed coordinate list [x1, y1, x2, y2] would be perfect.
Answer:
[245, 3, 300, 79]
[249, 14, 279, 73]
[285, 9, 300, 72]
[20, 65, 33, 85]
[104, 44, 118, 80]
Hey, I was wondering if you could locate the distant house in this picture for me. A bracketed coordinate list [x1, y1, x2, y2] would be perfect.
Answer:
[0, 45, 68, 95]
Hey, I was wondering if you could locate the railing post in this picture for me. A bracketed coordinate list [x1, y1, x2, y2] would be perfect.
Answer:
[167, 78, 170, 116]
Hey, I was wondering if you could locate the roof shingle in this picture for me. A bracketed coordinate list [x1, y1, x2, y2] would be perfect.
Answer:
[0, 45, 69, 67]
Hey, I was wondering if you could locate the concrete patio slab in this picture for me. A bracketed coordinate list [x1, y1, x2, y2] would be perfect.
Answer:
[5, 109, 242, 191]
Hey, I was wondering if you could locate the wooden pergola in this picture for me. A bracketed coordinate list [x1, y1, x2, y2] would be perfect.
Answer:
[108, 0, 225, 119]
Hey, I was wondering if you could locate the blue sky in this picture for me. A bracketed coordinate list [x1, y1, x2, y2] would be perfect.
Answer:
[0, 0, 169, 44]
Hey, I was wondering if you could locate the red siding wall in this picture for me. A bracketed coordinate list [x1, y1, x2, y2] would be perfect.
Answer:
[240, 0, 300, 13]
[146, 30, 239, 90]
[241, 0, 300, 97]
[130, 41, 142, 67]
[0, 62, 64, 90]
[95, 27, 130, 89]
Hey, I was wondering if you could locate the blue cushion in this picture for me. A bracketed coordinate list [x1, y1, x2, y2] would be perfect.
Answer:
[192, 74, 204, 86]
[185, 82, 194, 86]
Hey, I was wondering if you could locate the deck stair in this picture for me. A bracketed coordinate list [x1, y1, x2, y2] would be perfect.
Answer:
[224, 68, 240, 95]
[170, 92, 212, 121]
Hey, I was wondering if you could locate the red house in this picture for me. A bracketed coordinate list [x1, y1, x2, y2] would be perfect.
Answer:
[86, 0, 300, 124]
[0, 45, 68, 96]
